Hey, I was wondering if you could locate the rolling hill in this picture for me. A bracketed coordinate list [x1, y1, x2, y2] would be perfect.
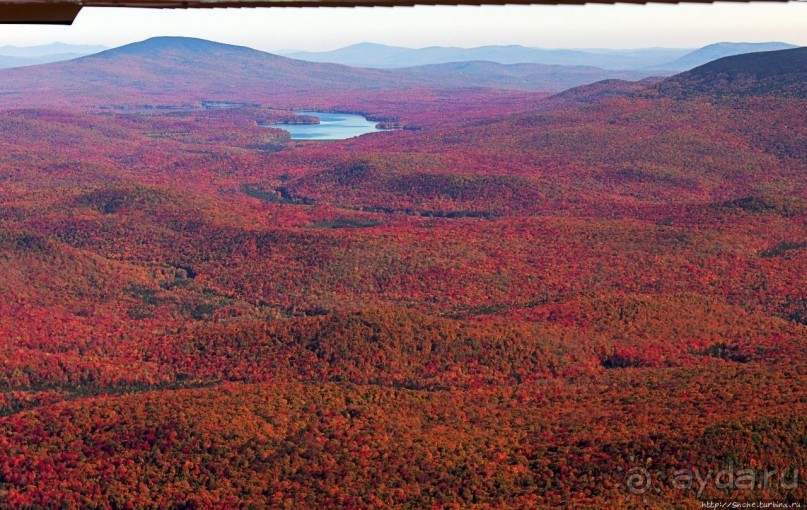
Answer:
[386, 60, 653, 92]
[0, 37, 393, 108]
[656, 47, 807, 99]
[657, 41, 798, 71]
[0, 36, 666, 109]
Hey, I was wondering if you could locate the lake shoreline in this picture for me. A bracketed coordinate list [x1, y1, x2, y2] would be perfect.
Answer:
[260, 110, 394, 140]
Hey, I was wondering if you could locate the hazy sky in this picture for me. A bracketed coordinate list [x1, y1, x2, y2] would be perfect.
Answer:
[1, 2, 805, 51]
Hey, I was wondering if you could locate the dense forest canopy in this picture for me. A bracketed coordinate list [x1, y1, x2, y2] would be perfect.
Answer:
[0, 39, 803, 508]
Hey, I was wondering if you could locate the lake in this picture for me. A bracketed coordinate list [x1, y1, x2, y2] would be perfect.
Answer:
[264, 111, 387, 140]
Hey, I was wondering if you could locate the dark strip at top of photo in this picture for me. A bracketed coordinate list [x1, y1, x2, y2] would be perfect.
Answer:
[0, 0, 793, 26]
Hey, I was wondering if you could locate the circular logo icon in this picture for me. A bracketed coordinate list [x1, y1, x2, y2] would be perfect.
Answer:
[626, 467, 652, 494]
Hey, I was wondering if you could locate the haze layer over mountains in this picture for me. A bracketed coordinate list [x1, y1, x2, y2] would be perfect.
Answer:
[282, 41, 797, 70]
[0, 38, 796, 75]
[0, 37, 799, 109]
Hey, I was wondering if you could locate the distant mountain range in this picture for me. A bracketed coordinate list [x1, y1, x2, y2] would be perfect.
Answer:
[282, 41, 799, 71]
[0, 37, 661, 108]
[0, 42, 108, 58]
[0, 42, 107, 69]
[0, 39, 797, 75]
[0, 37, 802, 110]
[282, 43, 691, 70]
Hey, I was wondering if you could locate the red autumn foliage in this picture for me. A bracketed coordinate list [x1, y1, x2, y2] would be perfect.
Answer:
[0, 44, 804, 508]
